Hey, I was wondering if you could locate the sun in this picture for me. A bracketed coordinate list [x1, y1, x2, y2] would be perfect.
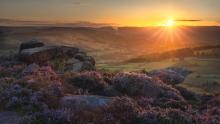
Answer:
[165, 19, 175, 27]
[159, 18, 175, 27]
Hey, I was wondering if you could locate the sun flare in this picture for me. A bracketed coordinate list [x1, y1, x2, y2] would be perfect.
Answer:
[165, 19, 175, 27]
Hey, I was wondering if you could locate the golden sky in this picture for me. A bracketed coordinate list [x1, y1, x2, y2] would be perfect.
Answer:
[0, 0, 220, 26]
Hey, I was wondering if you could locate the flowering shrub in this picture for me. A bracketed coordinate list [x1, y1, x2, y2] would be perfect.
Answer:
[112, 72, 184, 100]
[137, 108, 204, 124]
[0, 84, 48, 113]
[41, 83, 64, 109]
[112, 72, 153, 96]
[0, 64, 25, 78]
[160, 109, 196, 124]
[102, 97, 141, 124]
[20, 109, 74, 124]
[17, 66, 62, 91]
[137, 110, 161, 124]
[68, 71, 108, 94]
[137, 97, 154, 108]
[154, 98, 188, 110]
[0, 52, 219, 124]
[102, 72, 115, 85]
[0, 77, 15, 94]
[69, 97, 141, 124]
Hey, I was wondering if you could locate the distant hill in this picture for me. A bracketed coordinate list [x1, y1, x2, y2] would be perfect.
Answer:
[1, 26, 220, 63]
[126, 44, 220, 63]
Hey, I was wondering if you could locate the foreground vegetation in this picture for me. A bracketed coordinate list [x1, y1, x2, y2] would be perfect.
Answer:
[0, 54, 219, 124]
[0, 40, 219, 124]
[98, 58, 220, 95]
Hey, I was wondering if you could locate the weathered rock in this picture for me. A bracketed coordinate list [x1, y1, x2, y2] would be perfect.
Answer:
[19, 45, 81, 64]
[64, 58, 82, 71]
[60, 95, 112, 111]
[64, 59, 95, 72]
[81, 61, 96, 71]
[68, 62, 83, 72]
[149, 67, 192, 85]
[0, 112, 21, 124]
[19, 40, 44, 53]
[18, 43, 96, 72]
[74, 52, 87, 61]
[19, 46, 58, 64]
[56, 46, 80, 58]
[85, 56, 96, 66]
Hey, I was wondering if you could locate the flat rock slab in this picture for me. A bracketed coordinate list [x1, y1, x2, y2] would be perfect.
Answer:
[0, 112, 21, 124]
[19, 46, 82, 64]
[19, 46, 58, 64]
[18, 43, 95, 72]
[60, 95, 112, 111]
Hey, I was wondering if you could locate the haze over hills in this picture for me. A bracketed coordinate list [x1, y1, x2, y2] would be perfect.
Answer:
[1, 26, 220, 63]
[0, 18, 115, 27]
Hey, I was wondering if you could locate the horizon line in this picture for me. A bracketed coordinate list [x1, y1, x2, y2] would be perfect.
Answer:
[0, 18, 220, 27]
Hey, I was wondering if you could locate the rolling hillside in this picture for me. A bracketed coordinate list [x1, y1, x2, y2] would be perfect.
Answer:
[1, 26, 220, 63]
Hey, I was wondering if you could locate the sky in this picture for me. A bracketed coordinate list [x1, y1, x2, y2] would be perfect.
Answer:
[0, 0, 220, 26]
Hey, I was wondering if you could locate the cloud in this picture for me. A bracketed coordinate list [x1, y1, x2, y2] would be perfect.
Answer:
[60, 0, 81, 5]
[175, 19, 201, 22]
[56, 0, 88, 6]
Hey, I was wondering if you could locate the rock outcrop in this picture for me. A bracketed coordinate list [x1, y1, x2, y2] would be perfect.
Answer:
[18, 40, 95, 72]
[149, 67, 192, 85]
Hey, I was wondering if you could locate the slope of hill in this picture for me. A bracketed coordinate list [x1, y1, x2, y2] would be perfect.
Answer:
[1, 26, 220, 63]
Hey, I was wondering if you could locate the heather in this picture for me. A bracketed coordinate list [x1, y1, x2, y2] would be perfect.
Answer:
[0, 41, 219, 124]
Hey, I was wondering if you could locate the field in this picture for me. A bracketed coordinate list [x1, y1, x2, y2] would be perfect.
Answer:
[97, 60, 177, 72]
[97, 58, 220, 95]
[177, 58, 220, 95]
